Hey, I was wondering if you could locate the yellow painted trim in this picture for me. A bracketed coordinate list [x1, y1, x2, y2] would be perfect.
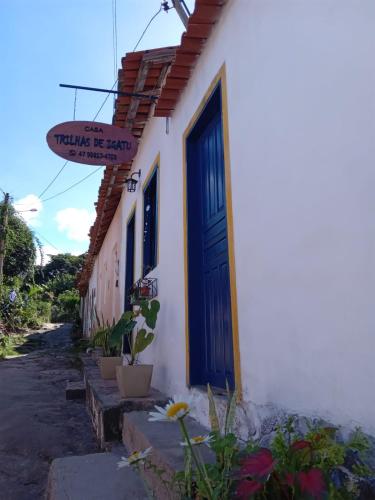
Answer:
[182, 136, 189, 386]
[141, 152, 160, 278]
[182, 64, 242, 397]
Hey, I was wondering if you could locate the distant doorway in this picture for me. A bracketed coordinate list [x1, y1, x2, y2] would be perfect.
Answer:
[123, 210, 135, 354]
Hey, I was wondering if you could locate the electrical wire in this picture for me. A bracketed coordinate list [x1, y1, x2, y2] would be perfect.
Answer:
[38, 161, 69, 199]
[92, 79, 118, 121]
[41, 166, 103, 203]
[112, 0, 118, 80]
[38, 77, 118, 200]
[73, 88, 78, 120]
[133, 5, 162, 52]
[33, 229, 61, 253]
[35, 3, 165, 204]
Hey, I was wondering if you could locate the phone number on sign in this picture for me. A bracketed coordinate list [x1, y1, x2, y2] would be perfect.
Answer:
[69, 150, 117, 161]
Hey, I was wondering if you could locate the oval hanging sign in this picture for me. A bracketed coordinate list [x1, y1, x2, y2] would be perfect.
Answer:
[46, 121, 138, 166]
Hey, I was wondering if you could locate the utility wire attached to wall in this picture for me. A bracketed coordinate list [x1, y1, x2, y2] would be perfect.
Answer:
[133, 5, 163, 52]
[37, 2, 168, 203]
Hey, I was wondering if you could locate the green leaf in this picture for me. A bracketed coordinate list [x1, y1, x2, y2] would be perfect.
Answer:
[93, 306, 100, 328]
[207, 384, 220, 433]
[224, 388, 237, 435]
[140, 299, 160, 329]
[109, 311, 136, 347]
[92, 327, 109, 348]
[133, 328, 154, 355]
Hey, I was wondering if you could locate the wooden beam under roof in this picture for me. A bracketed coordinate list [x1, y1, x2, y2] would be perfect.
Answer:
[124, 48, 176, 132]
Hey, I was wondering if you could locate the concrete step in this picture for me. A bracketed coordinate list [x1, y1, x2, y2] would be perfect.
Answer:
[122, 411, 215, 500]
[65, 380, 86, 400]
[81, 354, 169, 448]
[46, 452, 148, 500]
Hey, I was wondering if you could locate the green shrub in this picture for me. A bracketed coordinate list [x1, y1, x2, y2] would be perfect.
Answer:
[0, 284, 51, 331]
[51, 289, 80, 323]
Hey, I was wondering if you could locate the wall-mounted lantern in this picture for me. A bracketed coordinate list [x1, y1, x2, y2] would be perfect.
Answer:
[124, 170, 141, 192]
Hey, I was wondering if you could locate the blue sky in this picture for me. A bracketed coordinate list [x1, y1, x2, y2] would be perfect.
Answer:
[0, 0, 193, 261]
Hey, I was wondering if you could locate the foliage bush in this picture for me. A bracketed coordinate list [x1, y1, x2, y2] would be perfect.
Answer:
[0, 205, 84, 331]
[0, 283, 51, 331]
[46, 274, 76, 297]
[121, 387, 374, 500]
[1, 204, 36, 281]
[51, 289, 80, 323]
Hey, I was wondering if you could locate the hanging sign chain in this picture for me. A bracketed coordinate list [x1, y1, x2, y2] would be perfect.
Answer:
[73, 88, 78, 121]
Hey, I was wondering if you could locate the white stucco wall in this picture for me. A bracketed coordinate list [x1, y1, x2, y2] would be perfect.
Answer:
[86, 0, 375, 435]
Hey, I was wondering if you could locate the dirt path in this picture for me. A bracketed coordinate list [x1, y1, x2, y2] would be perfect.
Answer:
[0, 324, 98, 500]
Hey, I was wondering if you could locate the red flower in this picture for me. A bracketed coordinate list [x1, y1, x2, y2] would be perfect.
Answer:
[291, 440, 311, 451]
[284, 472, 295, 487]
[236, 479, 263, 498]
[297, 468, 326, 498]
[240, 448, 276, 479]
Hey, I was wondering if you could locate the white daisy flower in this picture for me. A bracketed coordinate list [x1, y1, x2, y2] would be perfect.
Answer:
[148, 395, 194, 422]
[180, 435, 212, 447]
[117, 447, 152, 468]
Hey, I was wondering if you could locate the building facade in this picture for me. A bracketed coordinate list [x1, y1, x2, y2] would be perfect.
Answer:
[80, 0, 375, 437]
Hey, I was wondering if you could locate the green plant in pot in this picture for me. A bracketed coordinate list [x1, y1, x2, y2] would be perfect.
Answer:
[93, 320, 123, 380]
[112, 299, 160, 398]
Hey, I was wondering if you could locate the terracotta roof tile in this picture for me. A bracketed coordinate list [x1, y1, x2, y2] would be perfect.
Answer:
[78, 1, 227, 294]
[78, 46, 177, 294]
[155, 0, 227, 117]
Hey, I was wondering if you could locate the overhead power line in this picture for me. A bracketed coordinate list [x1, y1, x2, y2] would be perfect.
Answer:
[112, 0, 118, 80]
[39, 161, 68, 199]
[33, 230, 61, 253]
[37, 81, 116, 201]
[36, 3, 166, 203]
[133, 5, 163, 51]
[41, 166, 103, 203]
[92, 79, 118, 121]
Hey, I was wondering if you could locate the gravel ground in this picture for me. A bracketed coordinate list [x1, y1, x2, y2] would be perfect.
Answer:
[0, 324, 98, 500]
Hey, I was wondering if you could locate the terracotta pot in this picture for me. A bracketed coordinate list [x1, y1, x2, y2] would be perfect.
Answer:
[140, 286, 151, 297]
[98, 356, 122, 379]
[116, 364, 153, 398]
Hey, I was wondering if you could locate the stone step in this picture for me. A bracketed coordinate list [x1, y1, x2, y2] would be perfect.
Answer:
[122, 411, 215, 500]
[46, 452, 148, 500]
[65, 380, 86, 400]
[81, 354, 169, 448]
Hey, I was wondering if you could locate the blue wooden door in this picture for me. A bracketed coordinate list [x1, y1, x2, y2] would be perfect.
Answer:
[187, 85, 235, 389]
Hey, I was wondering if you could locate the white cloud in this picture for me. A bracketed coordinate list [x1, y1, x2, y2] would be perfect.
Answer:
[13, 194, 43, 226]
[55, 208, 95, 242]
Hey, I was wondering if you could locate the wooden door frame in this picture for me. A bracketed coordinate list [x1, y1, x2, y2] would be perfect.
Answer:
[182, 64, 242, 397]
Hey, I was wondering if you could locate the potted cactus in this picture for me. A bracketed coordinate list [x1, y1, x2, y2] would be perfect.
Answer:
[112, 299, 160, 398]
